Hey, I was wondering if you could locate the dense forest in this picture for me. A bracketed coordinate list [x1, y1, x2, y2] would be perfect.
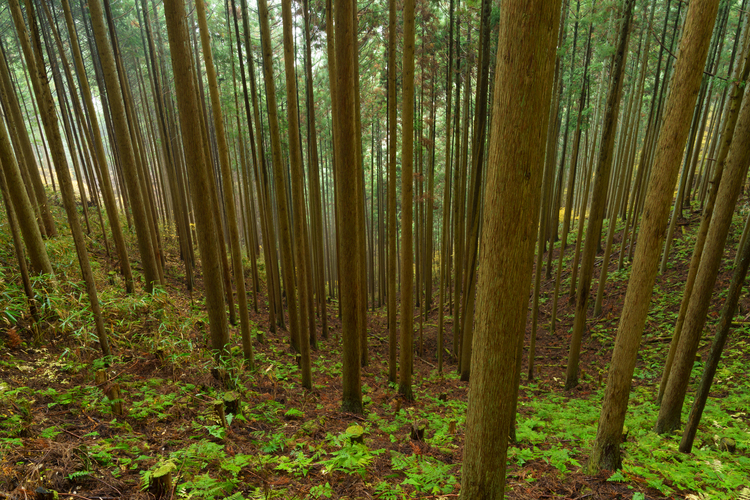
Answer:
[0, 0, 749, 498]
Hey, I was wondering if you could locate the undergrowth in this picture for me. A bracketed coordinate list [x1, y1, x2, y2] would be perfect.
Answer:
[0, 201, 748, 499]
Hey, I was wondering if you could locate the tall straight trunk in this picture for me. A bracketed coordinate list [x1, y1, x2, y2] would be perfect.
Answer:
[281, 0, 313, 389]
[163, 0, 230, 356]
[459, 0, 492, 382]
[529, 0, 568, 378]
[334, 0, 363, 413]
[588, 0, 720, 471]
[106, 0, 165, 282]
[196, 0, 254, 367]
[303, 0, 328, 340]
[565, 0, 635, 390]
[399, 0, 416, 402]
[10, 0, 110, 357]
[88, 0, 161, 293]
[257, 0, 301, 352]
[436, 0, 454, 374]
[387, 0, 399, 382]
[352, 7, 368, 368]
[551, 15, 594, 328]
[460, 1, 560, 496]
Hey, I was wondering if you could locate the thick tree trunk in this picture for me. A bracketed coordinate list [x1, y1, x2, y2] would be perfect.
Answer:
[460, 1, 560, 497]
[334, 0, 363, 414]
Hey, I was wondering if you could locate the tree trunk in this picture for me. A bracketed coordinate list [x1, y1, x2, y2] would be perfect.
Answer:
[11, 0, 111, 357]
[196, 0, 254, 367]
[257, 0, 301, 352]
[565, 0, 635, 390]
[460, 1, 560, 496]
[281, 0, 312, 389]
[399, 0, 416, 402]
[88, 0, 161, 293]
[163, 0, 230, 356]
[588, 0, 720, 471]
[334, 0, 363, 414]
[656, 76, 750, 435]
[387, 0, 399, 382]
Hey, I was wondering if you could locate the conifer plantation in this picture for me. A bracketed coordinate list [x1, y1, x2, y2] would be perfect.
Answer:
[2, 1, 750, 499]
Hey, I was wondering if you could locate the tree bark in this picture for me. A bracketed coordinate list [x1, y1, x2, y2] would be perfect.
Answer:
[460, 2, 560, 497]
[399, 0, 416, 402]
[163, 0, 230, 355]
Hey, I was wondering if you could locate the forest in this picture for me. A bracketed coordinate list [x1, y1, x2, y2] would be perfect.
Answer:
[0, 0, 749, 498]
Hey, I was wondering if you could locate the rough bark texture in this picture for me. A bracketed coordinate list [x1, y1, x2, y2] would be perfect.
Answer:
[163, 0, 229, 354]
[195, 0, 254, 367]
[399, 0, 416, 402]
[459, 1, 560, 498]
[588, 0, 720, 472]
[334, 0, 363, 414]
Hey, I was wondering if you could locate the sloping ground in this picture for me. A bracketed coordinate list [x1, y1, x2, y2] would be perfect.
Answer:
[0, 200, 748, 500]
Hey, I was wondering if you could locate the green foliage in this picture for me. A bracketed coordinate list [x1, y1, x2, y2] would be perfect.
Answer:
[390, 451, 457, 494]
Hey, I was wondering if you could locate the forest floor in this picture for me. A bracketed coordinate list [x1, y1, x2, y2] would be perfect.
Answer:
[1, 198, 749, 500]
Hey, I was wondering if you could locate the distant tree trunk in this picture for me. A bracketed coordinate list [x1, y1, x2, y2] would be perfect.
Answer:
[334, 0, 363, 414]
[0, 111, 52, 276]
[11, 0, 111, 357]
[399, 0, 416, 402]
[565, 0, 634, 390]
[257, 0, 301, 352]
[588, 0, 720, 472]
[460, 1, 560, 496]
[163, 0, 230, 355]
[0, 42, 56, 239]
[459, 0, 492, 382]
[281, 0, 313, 389]
[88, 0, 161, 293]
[196, 0, 254, 368]
[387, 0, 399, 383]
[303, 0, 328, 341]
